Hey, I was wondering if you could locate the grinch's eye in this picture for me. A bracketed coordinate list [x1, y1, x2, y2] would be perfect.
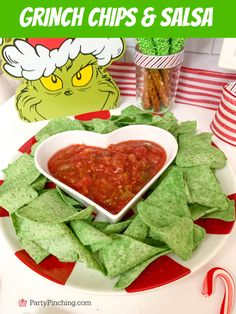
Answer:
[72, 65, 93, 87]
[40, 74, 63, 91]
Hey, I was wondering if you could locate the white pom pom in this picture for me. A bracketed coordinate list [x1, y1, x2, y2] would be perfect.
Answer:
[3, 40, 53, 80]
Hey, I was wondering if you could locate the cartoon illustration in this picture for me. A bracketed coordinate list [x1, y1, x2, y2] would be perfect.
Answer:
[0, 38, 15, 47]
[1, 38, 124, 122]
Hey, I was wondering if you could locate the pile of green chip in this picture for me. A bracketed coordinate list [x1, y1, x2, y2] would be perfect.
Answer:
[0, 105, 234, 289]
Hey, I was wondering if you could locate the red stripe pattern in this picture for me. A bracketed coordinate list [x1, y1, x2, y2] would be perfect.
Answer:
[211, 82, 236, 146]
[18, 136, 37, 154]
[108, 63, 236, 110]
[133, 50, 184, 69]
[15, 250, 76, 285]
[126, 255, 191, 293]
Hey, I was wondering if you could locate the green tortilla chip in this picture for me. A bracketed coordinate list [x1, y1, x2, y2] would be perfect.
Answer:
[192, 224, 206, 249]
[113, 105, 153, 125]
[132, 113, 154, 124]
[111, 106, 179, 130]
[189, 203, 219, 221]
[70, 220, 112, 247]
[37, 235, 79, 262]
[110, 114, 153, 127]
[14, 216, 64, 241]
[144, 237, 167, 248]
[110, 115, 137, 126]
[103, 219, 133, 234]
[121, 105, 145, 116]
[149, 218, 203, 255]
[58, 224, 102, 271]
[148, 226, 164, 241]
[176, 133, 226, 169]
[115, 249, 171, 289]
[99, 234, 165, 278]
[0, 186, 38, 214]
[203, 199, 235, 222]
[30, 175, 47, 191]
[14, 204, 80, 264]
[184, 179, 193, 203]
[124, 214, 149, 241]
[11, 213, 20, 234]
[180, 132, 212, 147]
[11, 214, 49, 264]
[184, 166, 229, 210]
[84, 119, 118, 134]
[153, 217, 194, 260]
[68, 207, 94, 220]
[56, 187, 83, 207]
[89, 242, 111, 253]
[90, 219, 132, 235]
[20, 238, 49, 264]
[2, 154, 40, 187]
[138, 202, 177, 229]
[90, 221, 109, 231]
[138, 167, 190, 229]
[146, 167, 190, 217]
[16, 189, 91, 223]
[175, 120, 197, 135]
[150, 112, 178, 133]
[147, 165, 175, 193]
[35, 117, 84, 141]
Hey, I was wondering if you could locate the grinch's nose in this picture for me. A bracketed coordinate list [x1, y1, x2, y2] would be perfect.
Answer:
[64, 90, 73, 96]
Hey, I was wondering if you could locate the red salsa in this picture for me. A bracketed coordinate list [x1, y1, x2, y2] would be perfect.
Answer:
[48, 140, 166, 214]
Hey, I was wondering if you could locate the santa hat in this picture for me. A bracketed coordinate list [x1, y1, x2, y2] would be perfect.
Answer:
[2, 38, 124, 80]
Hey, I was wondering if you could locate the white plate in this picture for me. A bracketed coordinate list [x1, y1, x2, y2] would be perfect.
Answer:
[0, 115, 236, 295]
[34, 125, 178, 223]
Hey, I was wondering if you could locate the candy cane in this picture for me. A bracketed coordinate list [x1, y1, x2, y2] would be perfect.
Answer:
[202, 267, 235, 314]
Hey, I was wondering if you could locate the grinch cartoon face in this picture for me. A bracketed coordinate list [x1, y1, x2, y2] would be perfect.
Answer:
[1, 38, 124, 122]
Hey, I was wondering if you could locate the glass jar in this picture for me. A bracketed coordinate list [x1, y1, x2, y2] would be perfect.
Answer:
[134, 47, 184, 113]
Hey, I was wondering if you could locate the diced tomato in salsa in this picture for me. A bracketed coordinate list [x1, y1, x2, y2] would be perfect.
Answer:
[48, 140, 166, 214]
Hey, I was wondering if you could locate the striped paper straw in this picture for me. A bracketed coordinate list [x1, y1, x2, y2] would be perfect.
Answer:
[211, 82, 236, 146]
[202, 267, 235, 314]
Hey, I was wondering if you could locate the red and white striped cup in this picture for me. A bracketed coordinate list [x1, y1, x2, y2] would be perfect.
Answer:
[211, 82, 236, 146]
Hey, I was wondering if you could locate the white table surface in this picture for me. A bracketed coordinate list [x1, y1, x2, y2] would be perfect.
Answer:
[0, 96, 236, 314]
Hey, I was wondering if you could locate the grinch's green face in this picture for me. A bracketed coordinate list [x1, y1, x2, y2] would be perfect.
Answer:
[16, 54, 119, 122]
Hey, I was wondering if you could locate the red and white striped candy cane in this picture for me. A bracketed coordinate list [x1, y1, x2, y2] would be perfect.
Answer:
[202, 267, 235, 314]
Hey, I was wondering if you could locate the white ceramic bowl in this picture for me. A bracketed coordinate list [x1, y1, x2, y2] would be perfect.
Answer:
[34, 125, 178, 223]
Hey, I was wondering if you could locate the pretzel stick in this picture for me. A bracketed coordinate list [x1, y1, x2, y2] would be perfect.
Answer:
[148, 72, 160, 112]
[150, 69, 169, 107]
[161, 69, 170, 97]
[141, 69, 151, 109]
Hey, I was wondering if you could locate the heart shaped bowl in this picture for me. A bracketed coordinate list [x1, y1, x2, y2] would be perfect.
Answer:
[34, 125, 178, 223]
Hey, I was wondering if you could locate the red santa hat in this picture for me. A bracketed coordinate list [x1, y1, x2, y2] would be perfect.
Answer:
[2, 38, 124, 80]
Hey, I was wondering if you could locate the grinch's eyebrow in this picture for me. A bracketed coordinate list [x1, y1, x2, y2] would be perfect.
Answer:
[66, 60, 73, 71]
[78, 59, 96, 71]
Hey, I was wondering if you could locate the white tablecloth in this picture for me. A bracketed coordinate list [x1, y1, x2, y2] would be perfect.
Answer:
[0, 97, 236, 314]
